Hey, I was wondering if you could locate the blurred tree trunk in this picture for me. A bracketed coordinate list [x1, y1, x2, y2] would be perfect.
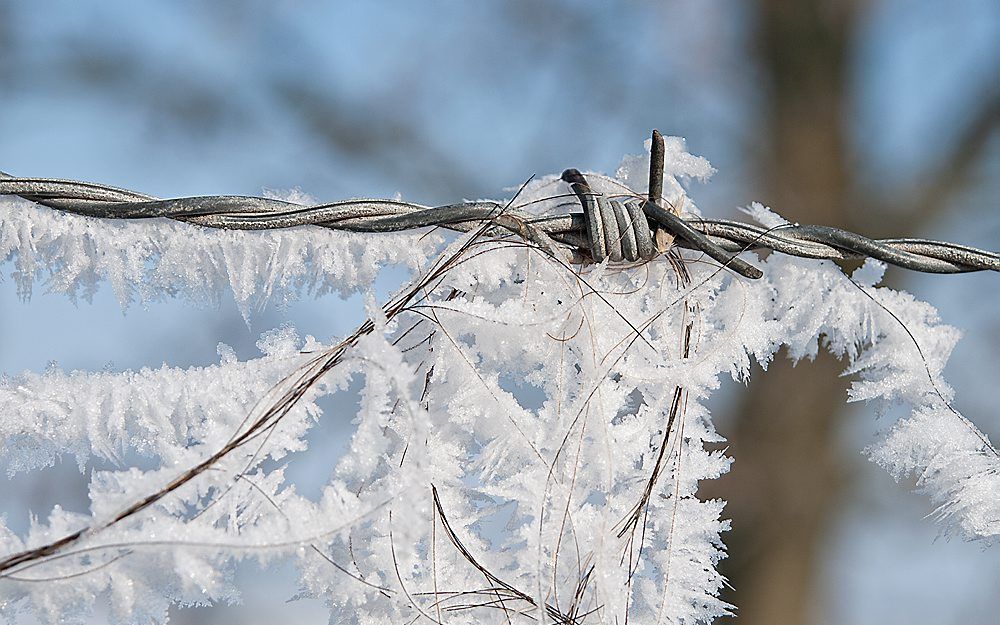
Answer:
[705, 2, 862, 624]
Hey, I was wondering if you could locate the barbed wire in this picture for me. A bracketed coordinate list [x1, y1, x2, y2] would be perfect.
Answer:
[1, 132, 997, 280]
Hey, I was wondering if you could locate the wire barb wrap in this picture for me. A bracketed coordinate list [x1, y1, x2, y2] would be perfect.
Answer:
[1, 173, 998, 278]
[580, 195, 657, 263]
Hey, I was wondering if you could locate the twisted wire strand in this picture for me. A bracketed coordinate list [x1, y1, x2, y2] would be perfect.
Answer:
[1, 174, 997, 278]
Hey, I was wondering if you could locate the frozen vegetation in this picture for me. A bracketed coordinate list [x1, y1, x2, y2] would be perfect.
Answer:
[0, 138, 995, 624]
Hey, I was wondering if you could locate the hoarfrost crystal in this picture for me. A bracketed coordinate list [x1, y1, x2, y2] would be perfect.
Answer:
[0, 139, 995, 625]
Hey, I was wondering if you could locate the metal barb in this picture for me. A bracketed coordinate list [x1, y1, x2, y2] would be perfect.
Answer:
[0, 172, 997, 277]
[648, 129, 665, 207]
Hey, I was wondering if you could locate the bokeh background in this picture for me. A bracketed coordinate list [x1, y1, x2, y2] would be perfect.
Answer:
[1, 2, 999, 624]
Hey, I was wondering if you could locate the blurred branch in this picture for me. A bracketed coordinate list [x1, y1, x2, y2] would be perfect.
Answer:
[901, 88, 1000, 229]
[0, 1, 13, 86]
[271, 81, 485, 203]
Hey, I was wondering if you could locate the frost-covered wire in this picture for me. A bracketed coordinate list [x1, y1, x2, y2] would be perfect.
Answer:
[2, 171, 996, 279]
[2, 134, 998, 625]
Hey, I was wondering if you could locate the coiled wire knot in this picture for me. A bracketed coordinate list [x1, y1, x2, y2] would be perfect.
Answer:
[561, 168, 657, 263]
[585, 196, 658, 263]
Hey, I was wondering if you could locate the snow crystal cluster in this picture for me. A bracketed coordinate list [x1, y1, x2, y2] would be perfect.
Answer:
[0, 138, 996, 625]
[0, 187, 437, 321]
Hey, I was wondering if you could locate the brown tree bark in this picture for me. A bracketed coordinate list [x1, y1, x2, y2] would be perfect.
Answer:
[703, 2, 862, 623]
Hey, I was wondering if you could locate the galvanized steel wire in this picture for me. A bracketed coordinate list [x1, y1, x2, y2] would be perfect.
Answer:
[1, 170, 997, 280]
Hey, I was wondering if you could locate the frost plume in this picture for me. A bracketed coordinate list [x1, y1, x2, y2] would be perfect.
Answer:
[0, 139, 996, 625]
